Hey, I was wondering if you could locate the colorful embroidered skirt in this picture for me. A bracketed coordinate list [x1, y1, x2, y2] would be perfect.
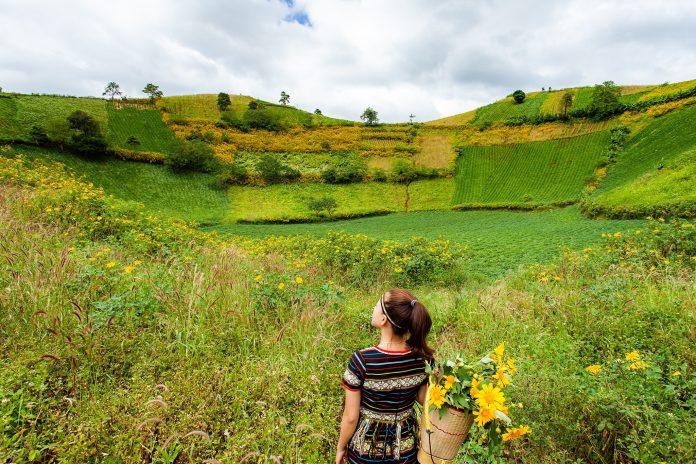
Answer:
[345, 408, 420, 463]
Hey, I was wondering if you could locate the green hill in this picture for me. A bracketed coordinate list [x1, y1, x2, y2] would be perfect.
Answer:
[162, 93, 354, 126]
[429, 79, 696, 127]
[581, 104, 696, 218]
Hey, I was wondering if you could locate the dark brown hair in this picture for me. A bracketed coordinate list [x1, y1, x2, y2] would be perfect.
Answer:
[383, 288, 435, 362]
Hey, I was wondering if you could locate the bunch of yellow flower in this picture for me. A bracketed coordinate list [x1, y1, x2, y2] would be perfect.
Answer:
[424, 341, 531, 448]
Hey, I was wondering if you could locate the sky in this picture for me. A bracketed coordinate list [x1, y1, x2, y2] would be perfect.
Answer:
[1, 0, 695, 122]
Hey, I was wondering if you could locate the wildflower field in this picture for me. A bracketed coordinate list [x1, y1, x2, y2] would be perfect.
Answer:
[0, 79, 695, 462]
[0, 153, 693, 463]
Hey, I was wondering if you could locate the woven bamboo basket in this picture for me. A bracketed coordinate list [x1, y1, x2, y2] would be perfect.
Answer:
[417, 400, 474, 464]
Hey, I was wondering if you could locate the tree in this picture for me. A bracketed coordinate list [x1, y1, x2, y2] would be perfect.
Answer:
[66, 110, 108, 157]
[248, 100, 259, 110]
[408, 113, 415, 124]
[588, 80, 623, 120]
[102, 82, 122, 100]
[67, 110, 100, 136]
[561, 91, 573, 116]
[314, 108, 322, 115]
[360, 107, 379, 125]
[279, 91, 290, 105]
[217, 92, 231, 111]
[390, 158, 418, 183]
[307, 195, 338, 217]
[143, 83, 163, 102]
[29, 125, 50, 146]
[45, 118, 72, 151]
[512, 90, 526, 104]
[166, 139, 216, 173]
[255, 154, 300, 183]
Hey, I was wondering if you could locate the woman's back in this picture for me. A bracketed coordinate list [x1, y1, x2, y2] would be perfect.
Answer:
[341, 345, 432, 462]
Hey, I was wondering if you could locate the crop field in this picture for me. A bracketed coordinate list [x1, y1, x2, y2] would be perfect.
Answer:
[593, 104, 696, 195]
[414, 134, 456, 168]
[455, 118, 613, 146]
[2, 145, 227, 224]
[106, 103, 177, 153]
[426, 109, 477, 127]
[0, 94, 107, 141]
[587, 148, 696, 217]
[211, 205, 644, 278]
[453, 130, 610, 205]
[225, 178, 455, 222]
[638, 78, 696, 101]
[161, 94, 228, 120]
[471, 91, 548, 126]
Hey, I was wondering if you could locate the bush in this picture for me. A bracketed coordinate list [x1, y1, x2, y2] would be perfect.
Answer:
[512, 90, 526, 103]
[244, 107, 287, 131]
[254, 154, 300, 183]
[306, 195, 338, 216]
[29, 125, 50, 146]
[165, 139, 217, 173]
[126, 135, 141, 146]
[320, 158, 368, 184]
[66, 110, 108, 157]
[215, 163, 248, 187]
[371, 167, 387, 182]
[389, 158, 418, 183]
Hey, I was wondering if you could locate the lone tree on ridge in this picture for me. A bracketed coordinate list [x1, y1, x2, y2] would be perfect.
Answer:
[102, 82, 122, 100]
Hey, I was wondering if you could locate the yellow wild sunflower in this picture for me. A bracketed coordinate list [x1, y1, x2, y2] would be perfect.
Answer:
[428, 384, 446, 409]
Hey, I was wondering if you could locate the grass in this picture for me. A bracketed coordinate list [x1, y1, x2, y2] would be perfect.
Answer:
[586, 148, 696, 217]
[453, 131, 610, 205]
[414, 134, 456, 168]
[106, 103, 177, 153]
[210, 205, 644, 278]
[471, 91, 548, 127]
[1, 136, 693, 464]
[162, 93, 353, 126]
[2, 145, 227, 224]
[0, 94, 107, 141]
[593, 104, 696, 196]
[225, 178, 455, 223]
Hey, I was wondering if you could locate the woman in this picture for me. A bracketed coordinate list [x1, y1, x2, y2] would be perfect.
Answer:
[336, 288, 435, 464]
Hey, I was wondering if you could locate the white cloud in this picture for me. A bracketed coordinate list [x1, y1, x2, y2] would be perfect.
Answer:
[0, 0, 694, 122]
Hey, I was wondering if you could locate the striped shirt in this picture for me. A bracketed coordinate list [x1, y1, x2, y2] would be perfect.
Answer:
[340, 346, 434, 463]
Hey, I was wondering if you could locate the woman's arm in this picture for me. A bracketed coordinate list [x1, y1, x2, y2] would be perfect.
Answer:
[416, 382, 427, 406]
[335, 387, 361, 463]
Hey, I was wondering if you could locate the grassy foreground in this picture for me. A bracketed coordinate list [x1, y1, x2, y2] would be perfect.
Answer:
[1, 154, 693, 463]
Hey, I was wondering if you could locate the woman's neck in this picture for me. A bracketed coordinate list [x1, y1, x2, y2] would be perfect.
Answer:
[377, 333, 408, 350]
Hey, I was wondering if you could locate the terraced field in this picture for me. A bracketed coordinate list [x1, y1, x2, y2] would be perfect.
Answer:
[453, 130, 610, 205]
[106, 103, 177, 153]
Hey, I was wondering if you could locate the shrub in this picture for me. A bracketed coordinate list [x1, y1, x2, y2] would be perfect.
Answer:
[306, 195, 338, 216]
[320, 158, 368, 184]
[512, 90, 526, 103]
[371, 167, 387, 182]
[29, 125, 50, 146]
[254, 154, 300, 183]
[320, 140, 331, 151]
[216, 163, 248, 187]
[244, 108, 287, 131]
[389, 158, 418, 183]
[126, 135, 141, 146]
[165, 139, 217, 173]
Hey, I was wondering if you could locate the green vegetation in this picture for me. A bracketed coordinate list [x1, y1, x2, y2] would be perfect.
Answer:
[2, 145, 227, 224]
[584, 148, 696, 218]
[471, 91, 547, 127]
[213, 205, 645, 278]
[0, 94, 107, 142]
[454, 131, 611, 205]
[106, 103, 176, 153]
